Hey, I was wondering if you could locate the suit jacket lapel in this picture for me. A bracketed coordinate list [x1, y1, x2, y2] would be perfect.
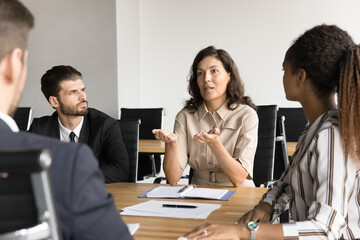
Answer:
[50, 112, 61, 139]
[79, 114, 90, 144]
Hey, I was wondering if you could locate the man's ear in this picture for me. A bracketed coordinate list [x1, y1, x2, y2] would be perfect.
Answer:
[0, 48, 23, 85]
[296, 69, 307, 86]
[49, 96, 59, 108]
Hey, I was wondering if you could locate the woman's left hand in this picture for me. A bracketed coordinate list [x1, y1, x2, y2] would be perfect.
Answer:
[193, 127, 220, 144]
[183, 222, 244, 240]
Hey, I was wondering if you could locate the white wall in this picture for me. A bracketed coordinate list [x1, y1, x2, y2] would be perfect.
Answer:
[20, 0, 119, 119]
[134, 0, 360, 130]
[18, 0, 360, 130]
[117, 0, 141, 118]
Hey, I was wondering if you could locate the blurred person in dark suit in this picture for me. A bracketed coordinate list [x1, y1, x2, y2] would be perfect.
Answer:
[0, 0, 132, 239]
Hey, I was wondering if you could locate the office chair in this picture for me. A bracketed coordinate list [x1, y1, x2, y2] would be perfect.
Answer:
[278, 107, 307, 142]
[13, 107, 33, 131]
[273, 114, 291, 223]
[153, 168, 194, 184]
[0, 149, 61, 240]
[120, 108, 164, 180]
[253, 105, 278, 187]
[274, 115, 289, 180]
[118, 119, 141, 183]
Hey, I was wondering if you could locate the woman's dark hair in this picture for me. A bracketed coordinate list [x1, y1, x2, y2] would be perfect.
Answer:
[184, 46, 256, 112]
[286, 24, 360, 164]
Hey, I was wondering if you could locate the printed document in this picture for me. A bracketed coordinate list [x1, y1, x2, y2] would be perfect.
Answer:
[121, 200, 221, 219]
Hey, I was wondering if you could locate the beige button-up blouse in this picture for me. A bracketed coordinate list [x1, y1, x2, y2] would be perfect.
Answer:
[174, 102, 258, 186]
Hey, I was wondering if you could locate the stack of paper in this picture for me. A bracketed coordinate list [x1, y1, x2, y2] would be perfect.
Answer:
[121, 200, 221, 219]
[139, 186, 236, 200]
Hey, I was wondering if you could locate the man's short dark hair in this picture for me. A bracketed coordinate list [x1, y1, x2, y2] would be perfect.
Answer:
[41, 65, 83, 102]
[0, 0, 34, 61]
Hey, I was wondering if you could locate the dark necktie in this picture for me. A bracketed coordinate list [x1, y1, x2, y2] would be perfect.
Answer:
[69, 131, 76, 142]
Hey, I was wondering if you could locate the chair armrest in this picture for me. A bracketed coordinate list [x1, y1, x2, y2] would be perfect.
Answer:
[260, 180, 277, 188]
[153, 175, 191, 184]
[153, 177, 167, 184]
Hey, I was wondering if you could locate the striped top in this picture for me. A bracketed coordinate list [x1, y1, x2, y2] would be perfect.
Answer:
[261, 110, 360, 240]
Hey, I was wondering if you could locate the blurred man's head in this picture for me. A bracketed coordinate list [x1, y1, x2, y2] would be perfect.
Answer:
[0, 0, 34, 116]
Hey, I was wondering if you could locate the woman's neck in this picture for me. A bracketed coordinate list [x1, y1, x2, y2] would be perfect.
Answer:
[301, 93, 336, 126]
[205, 98, 227, 113]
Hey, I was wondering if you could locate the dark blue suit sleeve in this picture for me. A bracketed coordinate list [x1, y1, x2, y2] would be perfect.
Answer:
[70, 144, 132, 240]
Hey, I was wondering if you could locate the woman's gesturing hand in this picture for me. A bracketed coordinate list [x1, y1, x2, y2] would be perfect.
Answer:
[152, 129, 177, 144]
[193, 127, 220, 144]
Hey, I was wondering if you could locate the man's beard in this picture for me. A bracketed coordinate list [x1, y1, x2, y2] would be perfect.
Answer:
[58, 99, 88, 116]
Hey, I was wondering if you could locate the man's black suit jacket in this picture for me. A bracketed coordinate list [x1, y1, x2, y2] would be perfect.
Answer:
[29, 108, 129, 183]
[0, 119, 132, 240]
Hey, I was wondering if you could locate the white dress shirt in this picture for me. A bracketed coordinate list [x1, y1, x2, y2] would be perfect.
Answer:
[58, 117, 84, 142]
[0, 111, 19, 132]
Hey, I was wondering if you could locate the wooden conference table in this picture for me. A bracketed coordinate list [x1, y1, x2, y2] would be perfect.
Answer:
[139, 139, 298, 157]
[138, 139, 165, 153]
[106, 182, 268, 240]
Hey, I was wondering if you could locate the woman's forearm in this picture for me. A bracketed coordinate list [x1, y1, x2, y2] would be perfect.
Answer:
[163, 140, 183, 185]
[208, 137, 249, 186]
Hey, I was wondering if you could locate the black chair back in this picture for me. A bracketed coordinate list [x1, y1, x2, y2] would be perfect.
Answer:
[278, 107, 307, 142]
[253, 105, 277, 187]
[120, 108, 163, 139]
[120, 108, 164, 179]
[13, 107, 32, 131]
[0, 149, 61, 239]
[118, 119, 141, 183]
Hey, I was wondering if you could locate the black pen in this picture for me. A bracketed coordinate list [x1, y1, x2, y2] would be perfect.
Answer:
[162, 204, 197, 208]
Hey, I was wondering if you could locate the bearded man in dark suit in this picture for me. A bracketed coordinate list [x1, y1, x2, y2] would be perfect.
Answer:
[29, 65, 129, 183]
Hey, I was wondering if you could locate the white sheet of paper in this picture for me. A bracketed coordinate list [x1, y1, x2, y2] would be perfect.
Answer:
[121, 200, 221, 219]
[126, 223, 140, 235]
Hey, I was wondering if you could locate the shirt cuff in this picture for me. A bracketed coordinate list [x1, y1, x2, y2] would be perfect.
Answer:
[282, 222, 299, 239]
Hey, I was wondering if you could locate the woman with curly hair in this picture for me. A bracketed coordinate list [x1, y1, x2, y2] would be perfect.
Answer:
[153, 46, 258, 187]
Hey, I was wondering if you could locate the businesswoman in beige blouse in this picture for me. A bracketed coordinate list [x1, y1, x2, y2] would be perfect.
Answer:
[153, 46, 258, 187]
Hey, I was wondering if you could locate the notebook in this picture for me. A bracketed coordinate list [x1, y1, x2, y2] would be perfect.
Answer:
[138, 185, 236, 200]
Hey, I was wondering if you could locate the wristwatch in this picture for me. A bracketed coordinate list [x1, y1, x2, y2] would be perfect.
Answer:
[247, 221, 259, 240]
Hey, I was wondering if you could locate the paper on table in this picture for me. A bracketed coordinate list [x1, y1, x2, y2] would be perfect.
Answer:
[126, 223, 139, 235]
[121, 200, 221, 219]
[145, 186, 228, 200]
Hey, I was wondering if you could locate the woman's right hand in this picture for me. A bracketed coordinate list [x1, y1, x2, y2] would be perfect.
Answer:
[152, 129, 177, 144]
[236, 202, 273, 224]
